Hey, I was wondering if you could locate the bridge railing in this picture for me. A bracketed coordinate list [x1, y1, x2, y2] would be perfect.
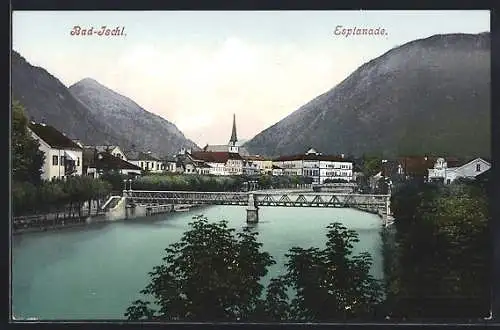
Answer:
[125, 190, 389, 207]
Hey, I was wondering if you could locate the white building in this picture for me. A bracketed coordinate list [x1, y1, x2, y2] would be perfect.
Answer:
[272, 165, 284, 176]
[180, 114, 244, 176]
[243, 156, 273, 175]
[428, 157, 491, 184]
[83, 148, 142, 177]
[242, 159, 260, 175]
[126, 151, 164, 173]
[273, 148, 353, 183]
[93, 145, 128, 161]
[189, 151, 244, 176]
[29, 122, 83, 181]
[162, 156, 177, 173]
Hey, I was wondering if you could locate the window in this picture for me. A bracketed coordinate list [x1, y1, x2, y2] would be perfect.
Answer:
[77, 157, 80, 166]
[476, 163, 481, 172]
[141, 162, 144, 168]
[146, 162, 150, 169]
[157, 163, 159, 170]
[52, 155, 58, 166]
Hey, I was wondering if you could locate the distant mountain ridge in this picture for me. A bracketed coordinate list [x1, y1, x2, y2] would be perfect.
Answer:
[69, 78, 199, 156]
[11, 51, 198, 156]
[11, 51, 130, 148]
[244, 33, 490, 159]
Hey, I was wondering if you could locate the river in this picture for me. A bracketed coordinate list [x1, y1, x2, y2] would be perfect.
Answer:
[12, 206, 384, 320]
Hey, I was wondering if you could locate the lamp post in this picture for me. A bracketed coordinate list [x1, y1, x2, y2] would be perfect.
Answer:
[123, 179, 127, 197]
[128, 178, 133, 191]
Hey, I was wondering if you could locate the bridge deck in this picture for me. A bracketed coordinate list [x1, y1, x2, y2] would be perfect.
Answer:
[124, 190, 390, 208]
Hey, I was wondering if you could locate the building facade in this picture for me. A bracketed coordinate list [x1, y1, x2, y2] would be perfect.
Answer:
[273, 148, 353, 183]
[29, 122, 83, 181]
[83, 149, 142, 177]
[127, 151, 164, 173]
[93, 145, 127, 161]
[428, 157, 491, 184]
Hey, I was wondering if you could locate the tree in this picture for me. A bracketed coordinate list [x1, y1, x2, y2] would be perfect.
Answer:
[126, 217, 385, 322]
[280, 223, 384, 321]
[362, 155, 382, 177]
[125, 216, 276, 321]
[12, 100, 45, 184]
[385, 180, 490, 319]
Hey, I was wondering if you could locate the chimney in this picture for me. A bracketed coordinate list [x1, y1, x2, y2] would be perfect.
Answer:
[341, 153, 345, 159]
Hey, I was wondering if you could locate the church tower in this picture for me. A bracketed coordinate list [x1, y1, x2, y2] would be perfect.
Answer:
[228, 113, 239, 154]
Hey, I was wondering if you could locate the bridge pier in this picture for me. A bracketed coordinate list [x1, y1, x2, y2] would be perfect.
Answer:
[246, 193, 259, 223]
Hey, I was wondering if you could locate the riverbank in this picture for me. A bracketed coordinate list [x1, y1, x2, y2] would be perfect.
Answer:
[13, 204, 204, 235]
[12, 214, 108, 235]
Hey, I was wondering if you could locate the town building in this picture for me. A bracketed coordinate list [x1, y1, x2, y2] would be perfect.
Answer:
[126, 151, 164, 173]
[28, 122, 83, 181]
[202, 114, 251, 156]
[272, 165, 284, 176]
[162, 156, 177, 173]
[92, 145, 128, 161]
[273, 148, 353, 183]
[244, 155, 273, 175]
[82, 147, 142, 177]
[427, 157, 491, 184]
[177, 114, 244, 175]
[188, 151, 244, 176]
[242, 158, 260, 175]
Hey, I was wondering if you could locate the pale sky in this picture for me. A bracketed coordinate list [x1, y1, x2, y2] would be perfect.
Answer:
[12, 10, 489, 147]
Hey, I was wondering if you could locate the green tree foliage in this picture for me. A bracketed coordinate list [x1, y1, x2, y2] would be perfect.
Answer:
[12, 176, 112, 216]
[126, 218, 383, 322]
[280, 223, 384, 321]
[125, 216, 275, 321]
[362, 155, 382, 177]
[130, 173, 312, 192]
[12, 100, 44, 184]
[384, 180, 490, 319]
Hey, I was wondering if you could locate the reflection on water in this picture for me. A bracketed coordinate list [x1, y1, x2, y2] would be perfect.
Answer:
[12, 206, 383, 320]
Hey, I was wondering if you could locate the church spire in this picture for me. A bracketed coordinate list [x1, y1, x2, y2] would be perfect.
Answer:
[228, 113, 239, 154]
[229, 113, 237, 144]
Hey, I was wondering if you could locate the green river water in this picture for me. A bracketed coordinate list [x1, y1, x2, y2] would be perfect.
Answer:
[12, 206, 384, 320]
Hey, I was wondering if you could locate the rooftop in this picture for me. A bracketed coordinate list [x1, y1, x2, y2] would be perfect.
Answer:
[29, 122, 82, 150]
[126, 151, 161, 161]
[191, 151, 243, 163]
[274, 153, 350, 162]
[83, 148, 141, 171]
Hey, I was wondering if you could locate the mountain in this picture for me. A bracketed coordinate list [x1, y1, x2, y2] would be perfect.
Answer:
[11, 50, 198, 156]
[69, 78, 199, 156]
[11, 51, 129, 147]
[244, 33, 490, 159]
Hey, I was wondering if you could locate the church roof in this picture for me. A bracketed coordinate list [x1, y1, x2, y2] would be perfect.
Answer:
[191, 151, 243, 163]
[203, 144, 250, 156]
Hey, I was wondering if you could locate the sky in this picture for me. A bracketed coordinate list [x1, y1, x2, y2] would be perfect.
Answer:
[12, 10, 489, 147]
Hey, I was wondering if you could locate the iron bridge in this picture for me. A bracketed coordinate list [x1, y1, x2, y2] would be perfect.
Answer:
[124, 190, 390, 208]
